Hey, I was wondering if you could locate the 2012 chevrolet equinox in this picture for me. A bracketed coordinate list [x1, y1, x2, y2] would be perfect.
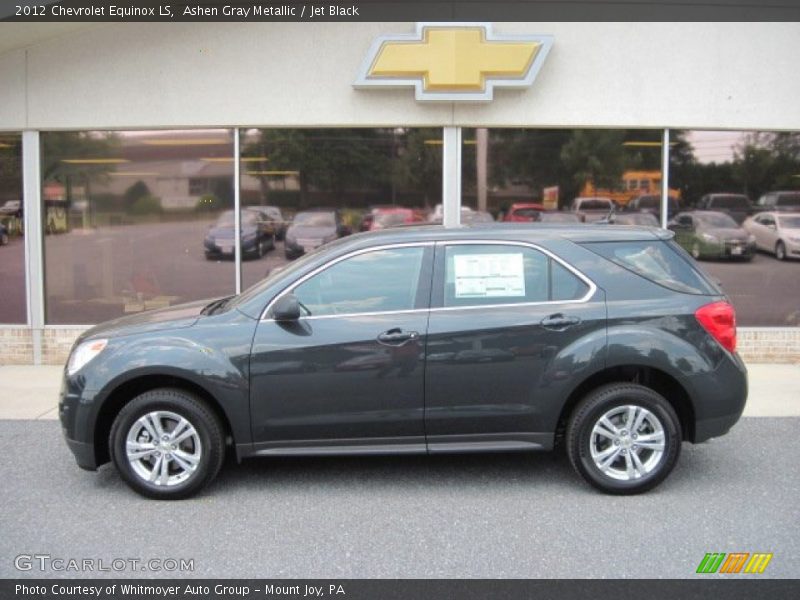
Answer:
[60, 224, 747, 499]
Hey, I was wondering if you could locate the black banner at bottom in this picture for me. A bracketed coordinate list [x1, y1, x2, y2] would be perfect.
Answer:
[3, 579, 799, 600]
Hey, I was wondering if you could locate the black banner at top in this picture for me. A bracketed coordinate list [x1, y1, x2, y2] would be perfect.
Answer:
[3, 0, 800, 22]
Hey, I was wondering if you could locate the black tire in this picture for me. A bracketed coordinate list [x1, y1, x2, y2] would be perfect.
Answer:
[109, 388, 225, 500]
[268, 234, 276, 251]
[566, 383, 681, 495]
[0, 233, 8, 246]
[775, 241, 786, 261]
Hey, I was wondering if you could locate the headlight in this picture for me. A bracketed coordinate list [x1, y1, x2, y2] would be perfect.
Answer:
[701, 233, 718, 243]
[67, 339, 108, 376]
[789, 236, 800, 243]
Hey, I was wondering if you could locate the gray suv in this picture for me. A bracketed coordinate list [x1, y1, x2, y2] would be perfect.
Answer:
[60, 224, 746, 499]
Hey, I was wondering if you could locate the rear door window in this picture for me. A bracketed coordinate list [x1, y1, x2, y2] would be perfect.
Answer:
[441, 244, 592, 307]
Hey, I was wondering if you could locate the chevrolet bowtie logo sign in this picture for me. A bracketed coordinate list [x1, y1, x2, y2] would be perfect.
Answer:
[354, 23, 554, 101]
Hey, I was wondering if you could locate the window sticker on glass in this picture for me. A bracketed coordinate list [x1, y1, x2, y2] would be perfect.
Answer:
[453, 253, 526, 298]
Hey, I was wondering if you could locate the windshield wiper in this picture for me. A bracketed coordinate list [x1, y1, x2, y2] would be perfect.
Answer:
[201, 295, 235, 315]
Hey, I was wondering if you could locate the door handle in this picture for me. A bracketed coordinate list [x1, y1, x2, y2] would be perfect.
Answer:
[377, 328, 419, 346]
[540, 313, 581, 331]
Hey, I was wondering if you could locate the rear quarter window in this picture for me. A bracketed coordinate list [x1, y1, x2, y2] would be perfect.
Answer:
[584, 240, 718, 295]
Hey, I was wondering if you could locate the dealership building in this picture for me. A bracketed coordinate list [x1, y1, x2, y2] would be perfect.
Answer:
[0, 20, 799, 364]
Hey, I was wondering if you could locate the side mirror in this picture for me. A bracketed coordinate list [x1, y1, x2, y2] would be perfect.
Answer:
[272, 293, 301, 322]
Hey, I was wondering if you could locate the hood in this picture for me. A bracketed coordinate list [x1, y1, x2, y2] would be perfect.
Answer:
[78, 297, 215, 342]
[705, 227, 749, 241]
[287, 224, 336, 239]
[779, 226, 800, 237]
[207, 224, 257, 240]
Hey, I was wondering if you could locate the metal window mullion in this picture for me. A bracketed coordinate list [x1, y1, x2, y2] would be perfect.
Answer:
[442, 126, 462, 228]
[22, 130, 44, 364]
[661, 128, 670, 228]
[234, 128, 242, 294]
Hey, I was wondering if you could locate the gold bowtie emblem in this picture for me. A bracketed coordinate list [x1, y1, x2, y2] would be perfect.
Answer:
[355, 23, 553, 101]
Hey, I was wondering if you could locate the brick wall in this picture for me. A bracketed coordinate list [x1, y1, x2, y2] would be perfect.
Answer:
[41, 328, 88, 366]
[0, 327, 33, 364]
[2, 326, 799, 365]
[738, 328, 800, 364]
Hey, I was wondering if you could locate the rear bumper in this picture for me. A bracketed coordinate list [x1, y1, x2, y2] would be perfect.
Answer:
[689, 351, 748, 443]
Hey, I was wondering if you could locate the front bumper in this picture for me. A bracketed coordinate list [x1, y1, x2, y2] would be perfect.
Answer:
[702, 239, 756, 259]
[59, 372, 100, 470]
[784, 238, 800, 257]
[64, 437, 97, 471]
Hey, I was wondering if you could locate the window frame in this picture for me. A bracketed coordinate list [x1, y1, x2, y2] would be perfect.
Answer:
[430, 240, 596, 311]
[262, 242, 435, 321]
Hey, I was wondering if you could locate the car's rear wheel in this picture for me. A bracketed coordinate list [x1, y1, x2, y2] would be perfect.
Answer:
[775, 241, 786, 261]
[0, 232, 8, 245]
[566, 383, 681, 494]
[109, 389, 225, 500]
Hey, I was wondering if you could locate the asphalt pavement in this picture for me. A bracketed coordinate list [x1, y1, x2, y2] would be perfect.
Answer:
[0, 417, 797, 578]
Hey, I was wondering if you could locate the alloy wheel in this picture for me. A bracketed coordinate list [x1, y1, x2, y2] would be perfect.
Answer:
[589, 405, 666, 481]
[125, 411, 202, 487]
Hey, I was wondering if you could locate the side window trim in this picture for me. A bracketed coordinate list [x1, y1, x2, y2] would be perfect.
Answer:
[261, 242, 434, 321]
[430, 240, 597, 311]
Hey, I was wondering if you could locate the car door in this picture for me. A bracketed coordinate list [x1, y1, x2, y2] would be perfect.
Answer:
[749, 214, 767, 250]
[423, 241, 606, 451]
[249, 243, 433, 452]
[761, 214, 778, 251]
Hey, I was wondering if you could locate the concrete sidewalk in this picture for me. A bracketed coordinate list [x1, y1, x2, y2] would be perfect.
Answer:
[1, 362, 797, 419]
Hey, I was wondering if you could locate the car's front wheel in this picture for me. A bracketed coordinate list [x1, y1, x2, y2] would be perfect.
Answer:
[109, 389, 225, 500]
[566, 383, 681, 494]
[775, 241, 786, 261]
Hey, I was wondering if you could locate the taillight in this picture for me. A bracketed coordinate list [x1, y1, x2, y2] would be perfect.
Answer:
[695, 301, 737, 353]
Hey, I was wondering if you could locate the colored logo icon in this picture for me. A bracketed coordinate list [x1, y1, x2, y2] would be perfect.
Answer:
[696, 552, 773, 574]
[355, 23, 553, 101]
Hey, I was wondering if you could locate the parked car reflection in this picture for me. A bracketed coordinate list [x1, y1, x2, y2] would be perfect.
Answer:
[365, 207, 425, 231]
[535, 211, 582, 224]
[204, 209, 276, 260]
[284, 209, 350, 260]
[755, 191, 800, 213]
[628, 194, 679, 220]
[607, 212, 660, 227]
[503, 202, 545, 222]
[697, 193, 752, 224]
[743, 212, 800, 261]
[570, 197, 616, 222]
[668, 211, 756, 260]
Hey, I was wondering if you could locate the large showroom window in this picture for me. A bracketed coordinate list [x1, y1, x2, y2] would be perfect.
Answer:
[460, 128, 800, 326]
[671, 130, 800, 326]
[0, 133, 24, 323]
[41, 130, 236, 324]
[238, 128, 443, 289]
